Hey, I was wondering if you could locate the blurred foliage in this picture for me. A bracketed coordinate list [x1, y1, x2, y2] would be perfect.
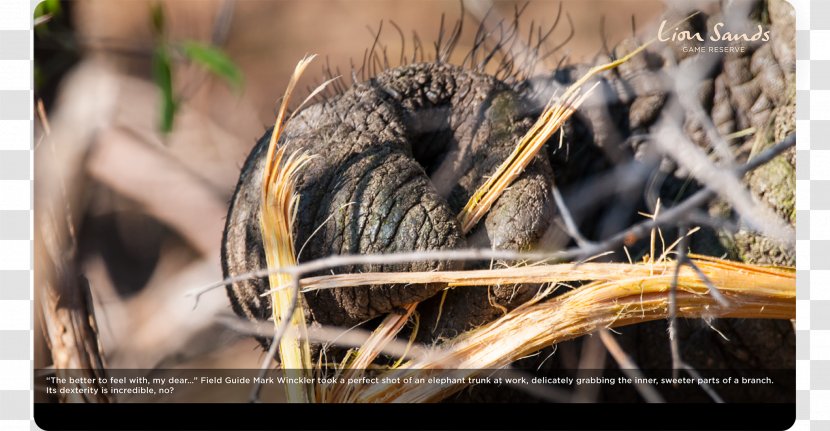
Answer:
[150, 3, 243, 133]
[150, 2, 166, 36]
[34, 0, 62, 24]
[33, 1, 243, 133]
[152, 46, 177, 133]
[179, 41, 244, 90]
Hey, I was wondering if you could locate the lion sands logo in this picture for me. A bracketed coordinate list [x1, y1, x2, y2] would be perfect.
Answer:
[657, 19, 771, 53]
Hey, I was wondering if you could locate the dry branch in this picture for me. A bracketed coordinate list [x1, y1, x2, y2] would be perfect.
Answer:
[348, 256, 793, 403]
[258, 55, 318, 404]
[34, 62, 119, 402]
[226, 252, 793, 403]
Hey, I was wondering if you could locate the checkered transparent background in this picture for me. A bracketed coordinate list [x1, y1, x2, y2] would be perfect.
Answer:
[0, 0, 826, 429]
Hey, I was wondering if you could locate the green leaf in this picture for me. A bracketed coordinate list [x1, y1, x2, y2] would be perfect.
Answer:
[33, 2, 45, 17]
[150, 2, 165, 36]
[34, 0, 61, 18]
[152, 47, 176, 133]
[34, 0, 61, 32]
[179, 41, 243, 91]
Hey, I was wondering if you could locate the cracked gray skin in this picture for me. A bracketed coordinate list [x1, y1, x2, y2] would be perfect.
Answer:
[222, 0, 794, 402]
[222, 62, 556, 331]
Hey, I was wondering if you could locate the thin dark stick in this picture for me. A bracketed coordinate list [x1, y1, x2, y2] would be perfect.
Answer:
[412, 31, 424, 63]
[435, 13, 446, 61]
[390, 20, 406, 66]
[599, 15, 611, 58]
[439, 1, 465, 62]
[539, 13, 574, 62]
[365, 21, 384, 78]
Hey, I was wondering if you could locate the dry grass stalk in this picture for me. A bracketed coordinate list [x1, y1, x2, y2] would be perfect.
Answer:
[283, 252, 772, 294]
[349, 255, 793, 403]
[456, 39, 657, 233]
[293, 260, 680, 292]
[260, 55, 317, 403]
[456, 82, 598, 233]
[323, 303, 418, 403]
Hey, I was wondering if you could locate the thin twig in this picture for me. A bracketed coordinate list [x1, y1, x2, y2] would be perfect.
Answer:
[665, 224, 724, 403]
[652, 114, 793, 244]
[680, 362, 724, 403]
[551, 182, 594, 249]
[686, 259, 730, 307]
[599, 329, 665, 403]
[668, 225, 687, 378]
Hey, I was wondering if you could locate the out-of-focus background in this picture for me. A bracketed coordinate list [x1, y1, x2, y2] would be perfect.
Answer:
[34, 0, 668, 396]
